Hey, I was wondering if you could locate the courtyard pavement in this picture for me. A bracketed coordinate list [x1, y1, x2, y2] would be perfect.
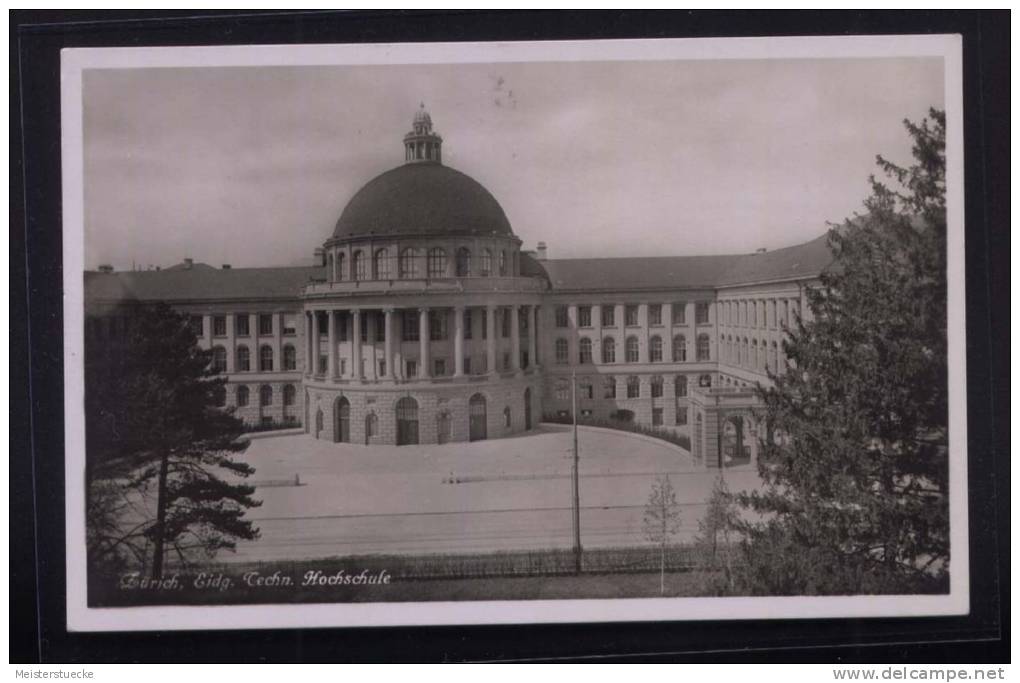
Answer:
[225, 424, 763, 562]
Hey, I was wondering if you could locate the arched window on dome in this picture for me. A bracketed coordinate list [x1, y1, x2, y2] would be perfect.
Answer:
[338, 252, 350, 281]
[399, 248, 419, 279]
[352, 250, 366, 281]
[427, 248, 447, 278]
[602, 337, 616, 364]
[480, 249, 493, 276]
[649, 335, 663, 363]
[374, 248, 390, 280]
[625, 336, 639, 363]
[455, 247, 471, 277]
[498, 250, 507, 276]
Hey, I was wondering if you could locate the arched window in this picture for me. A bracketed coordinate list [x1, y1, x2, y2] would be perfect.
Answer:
[427, 248, 447, 278]
[625, 336, 639, 363]
[696, 334, 710, 361]
[259, 344, 274, 372]
[352, 250, 366, 280]
[555, 338, 569, 364]
[374, 248, 390, 280]
[498, 250, 507, 276]
[365, 412, 378, 437]
[236, 345, 250, 372]
[602, 337, 616, 363]
[651, 375, 664, 398]
[336, 252, 346, 280]
[751, 339, 759, 370]
[603, 375, 617, 398]
[399, 248, 419, 278]
[673, 335, 686, 362]
[259, 384, 273, 406]
[626, 375, 641, 398]
[283, 384, 296, 406]
[649, 335, 663, 362]
[211, 346, 227, 373]
[675, 375, 687, 397]
[503, 406, 512, 428]
[455, 247, 471, 277]
[578, 337, 593, 364]
[759, 338, 767, 370]
[480, 248, 493, 276]
[327, 253, 334, 281]
[768, 341, 777, 374]
[236, 385, 249, 407]
[283, 344, 296, 371]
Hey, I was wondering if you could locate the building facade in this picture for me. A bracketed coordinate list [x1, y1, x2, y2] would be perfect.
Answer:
[84, 107, 832, 465]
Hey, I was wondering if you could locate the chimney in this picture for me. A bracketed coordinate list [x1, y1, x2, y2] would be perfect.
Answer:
[755, 248, 767, 254]
[536, 241, 547, 261]
[314, 247, 325, 267]
[98, 264, 113, 273]
[183, 258, 194, 270]
[221, 264, 232, 270]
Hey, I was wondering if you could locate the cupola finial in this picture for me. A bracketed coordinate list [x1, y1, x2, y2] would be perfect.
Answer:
[404, 104, 442, 164]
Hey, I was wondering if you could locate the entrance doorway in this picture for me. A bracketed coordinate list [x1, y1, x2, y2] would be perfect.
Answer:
[334, 396, 350, 443]
[524, 387, 532, 430]
[396, 396, 419, 445]
[469, 393, 487, 441]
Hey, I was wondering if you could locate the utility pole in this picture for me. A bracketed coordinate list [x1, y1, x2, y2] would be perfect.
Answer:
[571, 370, 582, 574]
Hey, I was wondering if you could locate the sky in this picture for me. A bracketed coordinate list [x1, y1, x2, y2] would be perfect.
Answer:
[82, 57, 944, 269]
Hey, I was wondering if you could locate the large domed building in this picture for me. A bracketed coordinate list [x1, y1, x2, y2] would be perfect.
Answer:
[85, 106, 833, 461]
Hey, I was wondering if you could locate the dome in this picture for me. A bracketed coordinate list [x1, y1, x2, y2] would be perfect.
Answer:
[333, 163, 514, 240]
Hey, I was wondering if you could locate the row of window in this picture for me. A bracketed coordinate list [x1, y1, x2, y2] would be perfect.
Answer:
[554, 302, 710, 329]
[327, 246, 518, 282]
[314, 350, 531, 380]
[722, 335, 783, 374]
[719, 298, 800, 330]
[210, 344, 298, 373]
[551, 373, 712, 400]
[223, 383, 297, 408]
[554, 334, 711, 365]
[191, 313, 297, 338]
[313, 309, 530, 344]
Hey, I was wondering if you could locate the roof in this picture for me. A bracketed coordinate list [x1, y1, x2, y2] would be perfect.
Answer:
[85, 265, 325, 303]
[539, 233, 832, 292]
[333, 163, 514, 240]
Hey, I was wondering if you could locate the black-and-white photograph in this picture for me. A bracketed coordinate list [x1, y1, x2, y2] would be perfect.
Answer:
[61, 36, 968, 631]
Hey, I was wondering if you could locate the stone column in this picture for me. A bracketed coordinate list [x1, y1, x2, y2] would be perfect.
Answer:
[312, 311, 321, 377]
[453, 306, 465, 377]
[486, 303, 497, 375]
[511, 304, 521, 373]
[327, 310, 337, 380]
[226, 313, 236, 372]
[384, 308, 395, 383]
[527, 305, 537, 370]
[352, 309, 363, 380]
[418, 307, 430, 379]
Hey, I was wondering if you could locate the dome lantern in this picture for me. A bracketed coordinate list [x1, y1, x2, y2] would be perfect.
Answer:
[403, 103, 443, 164]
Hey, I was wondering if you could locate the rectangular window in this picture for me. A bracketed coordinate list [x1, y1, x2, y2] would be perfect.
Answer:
[259, 313, 273, 335]
[282, 313, 297, 335]
[604, 378, 616, 399]
[190, 315, 204, 336]
[627, 378, 640, 399]
[361, 318, 369, 342]
[406, 360, 418, 378]
[430, 310, 448, 341]
[648, 304, 662, 326]
[375, 312, 385, 341]
[601, 305, 615, 327]
[652, 408, 663, 426]
[236, 314, 250, 336]
[625, 305, 639, 327]
[502, 352, 511, 371]
[555, 306, 569, 328]
[578, 306, 592, 328]
[676, 407, 688, 425]
[339, 359, 347, 376]
[463, 309, 473, 340]
[434, 359, 446, 377]
[501, 309, 511, 338]
[672, 303, 686, 325]
[481, 309, 488, 339]
[697, 335, 711, 361]
[403, 311, 419, 342]
[379, 360, 386, 377]
[555, 339, 569, 364]
[652, 380, 663, 398]
[463, 357, 471, 375]
[337, 313, 348, 342]
[695, 303, 710, 325]
[212, 316, 226, 336]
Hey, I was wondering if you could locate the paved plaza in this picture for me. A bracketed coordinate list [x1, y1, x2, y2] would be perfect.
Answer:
[226, 424, 763, 562]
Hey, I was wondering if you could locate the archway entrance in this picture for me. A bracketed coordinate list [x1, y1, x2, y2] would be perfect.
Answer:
[436, 412, 451, 444]
[524, 387, 532, 430]
[396, 396, 419, 446]
[334, 396, 350, 443]
[469, 393, 487, 442]
[721, 415, 750, 467]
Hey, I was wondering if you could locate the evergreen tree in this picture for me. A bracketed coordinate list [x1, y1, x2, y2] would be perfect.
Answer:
[734, 109, 949, 595]
[642, 474, 682, 595]
[85, 303, 261, 579]
[693, 474, 738, 595]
